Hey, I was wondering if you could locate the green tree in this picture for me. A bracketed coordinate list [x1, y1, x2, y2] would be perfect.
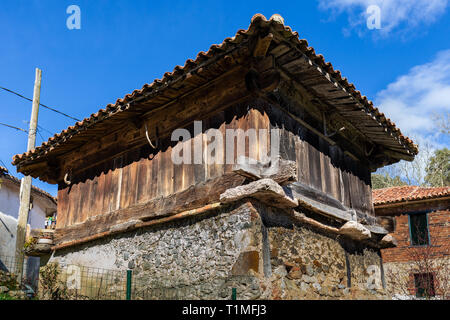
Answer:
[425, 148, 450, 187]
[371, 172, 407, 189]
[432, 111, 449, 136]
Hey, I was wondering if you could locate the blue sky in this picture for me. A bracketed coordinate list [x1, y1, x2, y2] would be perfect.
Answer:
[1, 0, 449, 196]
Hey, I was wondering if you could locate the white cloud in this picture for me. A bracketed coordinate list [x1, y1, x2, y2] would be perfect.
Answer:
[374, 50, 450, 184]
[318, 0, 448, 37]
[375, 49, 450, 140]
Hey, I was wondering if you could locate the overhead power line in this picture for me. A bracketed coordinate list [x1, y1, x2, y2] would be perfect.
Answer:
[0, 122, 28, 133]
[37, 124, 54, 136]
[0, 159, 8, 169]
[36, 127, 45, 143]
[23, 121, 55, 137]
[0, 86, 81, 121]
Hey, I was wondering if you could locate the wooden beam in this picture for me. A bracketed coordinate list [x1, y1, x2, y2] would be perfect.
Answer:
[291, 211, 339, 234]
[52, 202, 225, 251]
[16, 68, 42, 283]
[53, 66, 252, 182]
[141, 64, 248, 120]
[365, 224, 388, 235]
[271, 76, 371, 162]
[381, 148, 415, 162]
[291, 185, 353, 222]
[289, 181, 388, 234]
[273, 95, 337, 146]
[52, 173, 246, 246]
[290, 181, 348, 212]
[253, 33, 273, 58]
[272, 51, 414, 164]
[374, 198, 450, 216]
[15, 45, 252, 180]
[16, 160, 48, 176]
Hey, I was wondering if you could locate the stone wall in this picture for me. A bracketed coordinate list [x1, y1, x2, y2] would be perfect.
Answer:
[47, 200, 389, 299]
[49, 201, 263, 299]
[384, 258, 450, 299]
[257, 204, 387, 300]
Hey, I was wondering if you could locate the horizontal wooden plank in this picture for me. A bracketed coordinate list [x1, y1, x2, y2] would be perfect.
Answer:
[53, 172, 247, 246]
[52, 202, 228, 251]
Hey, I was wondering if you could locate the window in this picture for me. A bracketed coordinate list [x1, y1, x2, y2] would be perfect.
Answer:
[414, 273, 435, 298]
[409, 213, 429, 246]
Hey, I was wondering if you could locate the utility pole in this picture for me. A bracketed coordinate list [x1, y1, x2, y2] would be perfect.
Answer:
[15, 68, 42, 283]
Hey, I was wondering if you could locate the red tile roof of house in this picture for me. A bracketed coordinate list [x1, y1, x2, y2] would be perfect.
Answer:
[373, 185, 450, 206]
[0, 166, 57, 204]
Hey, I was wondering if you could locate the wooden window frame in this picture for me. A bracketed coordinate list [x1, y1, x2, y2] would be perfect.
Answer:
[408, 211, 431, 247]
[413, 272, 436, 298]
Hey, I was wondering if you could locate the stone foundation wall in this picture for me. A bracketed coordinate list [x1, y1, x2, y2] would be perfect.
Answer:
[49, 202, 263, 299]
[258, 205, 388, 299]
[47, 200, 389, 299]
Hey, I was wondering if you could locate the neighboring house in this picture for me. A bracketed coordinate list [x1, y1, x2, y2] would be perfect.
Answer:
[12, 14, 418, 299]
[0, 166, 57, 286]
[374, 186, 450, 299]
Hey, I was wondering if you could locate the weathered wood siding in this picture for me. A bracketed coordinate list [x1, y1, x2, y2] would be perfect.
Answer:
[56, 102, 373, 229]
[265, 104, 373, 216]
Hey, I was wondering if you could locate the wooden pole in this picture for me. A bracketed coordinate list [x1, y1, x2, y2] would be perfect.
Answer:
[15, 68, 42, 283]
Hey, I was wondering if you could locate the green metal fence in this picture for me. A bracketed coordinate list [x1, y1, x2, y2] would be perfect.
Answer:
[0, 255, 40, 298]
[1, 255, 259, 300]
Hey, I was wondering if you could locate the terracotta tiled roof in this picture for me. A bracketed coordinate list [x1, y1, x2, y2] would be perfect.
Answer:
[0, 167, 57, 204]
[373, 185, 450, 206]
[12, 13, 418, 170]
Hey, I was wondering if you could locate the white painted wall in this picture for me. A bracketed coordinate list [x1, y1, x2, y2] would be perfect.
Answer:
[0, 180, 54, 258]
[0, 213, 17, 259]
[0, 178, 56, 288]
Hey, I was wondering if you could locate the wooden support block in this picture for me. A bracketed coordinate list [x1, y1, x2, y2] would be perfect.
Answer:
[339, 221, 371, 240]
[379, 234, 398, 248]
[220, 178, 299, 209]
[232, 156, 297, 186]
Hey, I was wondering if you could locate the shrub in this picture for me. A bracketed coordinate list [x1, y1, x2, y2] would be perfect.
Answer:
[38, 263, 68, 300]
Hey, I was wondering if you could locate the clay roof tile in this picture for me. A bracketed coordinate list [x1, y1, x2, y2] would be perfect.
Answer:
[373, 186, 450, 205]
